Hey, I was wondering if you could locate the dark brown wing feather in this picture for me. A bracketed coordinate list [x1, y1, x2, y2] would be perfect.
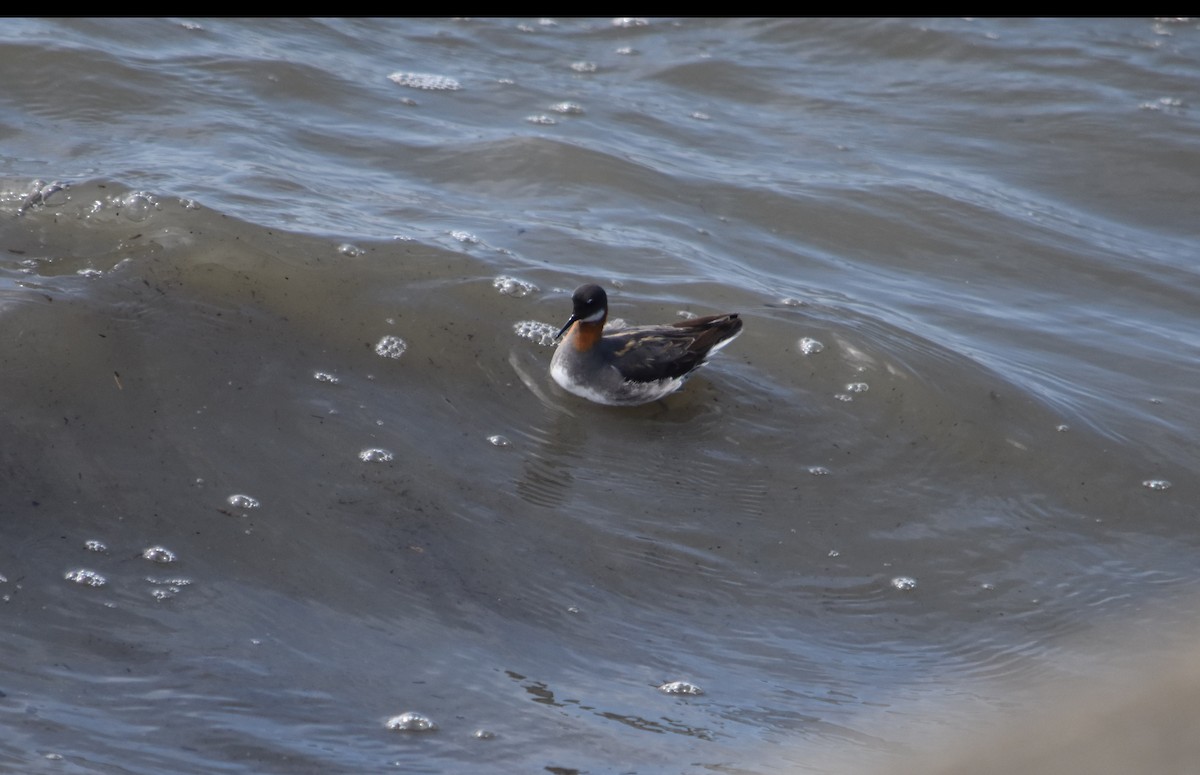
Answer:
[600, 313, 742, 383]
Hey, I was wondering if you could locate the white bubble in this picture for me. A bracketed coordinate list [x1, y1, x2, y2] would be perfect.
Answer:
[808, 466, 830, 476]
[570, 61, 598, 73]
[337, 243, 365, 257]
[891, 576, 917, 591]
[487, 435, 512, 447]
[313, 371, 340, 384]
[551, 101, 584, 115]
[845, 382, 869, 393]
[120, 191, 157, 222]
[1142, 479, 1172, 491]
[84, 539, 107, 552]
[450, 230, 479, 244]
[526, 114, 557, 125]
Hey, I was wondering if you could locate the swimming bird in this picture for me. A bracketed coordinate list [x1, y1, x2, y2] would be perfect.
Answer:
[550, 283, 743, 406]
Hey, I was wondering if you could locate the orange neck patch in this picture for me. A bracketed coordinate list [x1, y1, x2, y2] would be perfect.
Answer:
[571, 320, 604, 352]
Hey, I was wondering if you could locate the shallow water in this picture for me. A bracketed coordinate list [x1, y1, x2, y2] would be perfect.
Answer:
[1, 17, 1199, 774]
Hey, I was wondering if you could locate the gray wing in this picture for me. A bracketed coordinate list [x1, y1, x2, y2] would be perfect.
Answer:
[601, 314, 742, 383]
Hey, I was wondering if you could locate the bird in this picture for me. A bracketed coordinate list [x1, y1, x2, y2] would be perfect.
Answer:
[549, 283, 743, 406]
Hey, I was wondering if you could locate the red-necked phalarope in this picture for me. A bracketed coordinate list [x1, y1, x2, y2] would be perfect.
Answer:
[550, 283, 743, 406]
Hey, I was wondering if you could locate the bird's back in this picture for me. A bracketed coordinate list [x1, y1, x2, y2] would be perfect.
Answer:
[601, 313, 742, 383]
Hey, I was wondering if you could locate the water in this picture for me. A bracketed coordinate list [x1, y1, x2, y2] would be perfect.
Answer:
[1, 17, 1199, 774]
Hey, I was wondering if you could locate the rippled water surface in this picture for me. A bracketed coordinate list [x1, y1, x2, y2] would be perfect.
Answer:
[2, 17, 1199, 775]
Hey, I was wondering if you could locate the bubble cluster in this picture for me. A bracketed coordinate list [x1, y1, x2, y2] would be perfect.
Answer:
[337, 243, 365, 257]
[227, 494, 261, 509]
[359, 448, 395, 463]
[375, 335, 408, 359]
[891, 576, 917, 591]
[84, 539, 107, 552]
[1139, 96, 1185, 112]
[797, 337, 825, 355]
[19, 179, 68, 211]
[551, 101, 584, 115]
[313, 371, 340, 384]
[526, 115, 556, 125]
[493, 276, 539, 297]
[487, 435, 512, 447]
[513, 320, 559, 347]
[65, 569, 107, 587]
[147, 576, 193, 601]
[658, 680, 704, 696]
[119, 191, 157, 222]
[142, 546, 177, 564]
[385, 711, 437, 731]
[387, 72, 461, 91]
[1142, 479, 1172, 491]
